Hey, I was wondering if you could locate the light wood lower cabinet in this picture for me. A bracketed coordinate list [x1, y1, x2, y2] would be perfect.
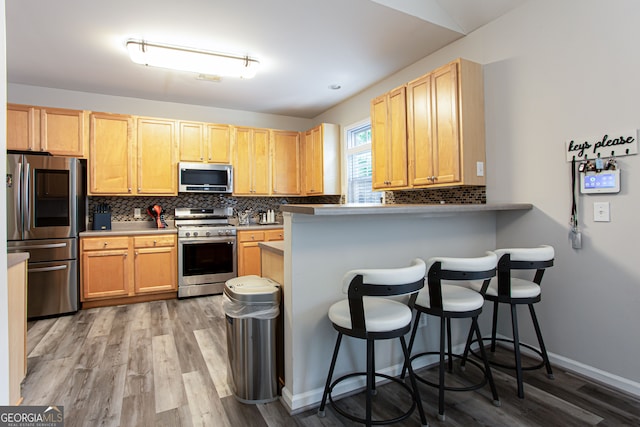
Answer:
[237, 229, 283, 276]
[8, 255, 28, 405]
[81, 234, 177, 306]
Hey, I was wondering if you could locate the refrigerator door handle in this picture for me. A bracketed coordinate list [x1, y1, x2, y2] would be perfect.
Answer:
[24, 162, 31, 231]
[28, 264, 69, 273]
[9, 242, 68, 250]
[15, 161, 23, 235]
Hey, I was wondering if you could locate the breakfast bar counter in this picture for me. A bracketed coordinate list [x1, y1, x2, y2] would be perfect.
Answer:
[276, 202, 533, 413]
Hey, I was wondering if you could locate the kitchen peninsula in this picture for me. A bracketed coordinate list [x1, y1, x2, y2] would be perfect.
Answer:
[277, 202, 532, 413]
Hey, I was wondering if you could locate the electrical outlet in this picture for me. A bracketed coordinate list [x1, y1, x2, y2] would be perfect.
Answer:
[476, 161, 484, 177]
[134, 208, 142, 218]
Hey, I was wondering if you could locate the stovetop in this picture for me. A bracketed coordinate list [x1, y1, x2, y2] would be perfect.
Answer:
[174, 207, 236, 238]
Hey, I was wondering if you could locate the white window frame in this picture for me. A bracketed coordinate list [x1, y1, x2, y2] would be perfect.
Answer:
[342, 118, 383, 204]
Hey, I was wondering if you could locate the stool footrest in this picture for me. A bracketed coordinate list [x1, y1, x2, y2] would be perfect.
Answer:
[410, 351, 489, 392]
[327, 372, 418, 425]
[470, 337, 547, 371]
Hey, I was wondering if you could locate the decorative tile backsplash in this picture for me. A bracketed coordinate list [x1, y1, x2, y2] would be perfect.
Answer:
[88, 187, 485, 223]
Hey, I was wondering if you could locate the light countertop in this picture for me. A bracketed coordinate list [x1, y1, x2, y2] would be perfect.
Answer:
[258, 241, 284, 255]
[8, 252, 30, 268]
[80, 220, 177, 237]
[280, 202, 533, 216]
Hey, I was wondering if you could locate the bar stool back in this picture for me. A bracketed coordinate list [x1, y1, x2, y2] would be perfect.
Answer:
[404, 252, 500, 421]
[318, 258, 428, 426]
[466, 245, 555, 398]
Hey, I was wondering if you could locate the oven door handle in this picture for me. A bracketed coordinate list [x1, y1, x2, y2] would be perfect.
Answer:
[179, 238, 236, 245]
[28, 264, 68, 273]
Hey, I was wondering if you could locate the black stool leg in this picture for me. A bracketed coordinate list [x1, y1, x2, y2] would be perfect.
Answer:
[438, 316, 446, 421]
[401, 310, 422, 379]
[473, 317, 500, 406]
[366, 339, 374, 426]
[510, 304, 525, 399]
[491, 301, 499, 352]
[318, 332, 343, 417]
[446, 318, 453, 373]
[460, 320, 476, 369]
[529, 304, 554, 379]
[399, 335, 428, 426]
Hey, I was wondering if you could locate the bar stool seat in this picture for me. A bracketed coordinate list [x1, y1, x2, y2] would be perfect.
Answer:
[472, 277, 541, 299]
[318, 258, 428, 426]
[415, 285, 485, 312]
[329, 298, 413, 332]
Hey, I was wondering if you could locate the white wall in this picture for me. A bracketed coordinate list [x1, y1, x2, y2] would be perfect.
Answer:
[317, 0, 640, 393]
[0, 0, 9, 405]
[8, 83, 313, 132]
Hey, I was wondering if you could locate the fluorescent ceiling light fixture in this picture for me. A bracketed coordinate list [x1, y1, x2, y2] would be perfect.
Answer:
[126, 39, 259, 79]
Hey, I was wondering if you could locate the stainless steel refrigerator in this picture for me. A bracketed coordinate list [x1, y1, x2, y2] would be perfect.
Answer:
[6, 153, 86, 319]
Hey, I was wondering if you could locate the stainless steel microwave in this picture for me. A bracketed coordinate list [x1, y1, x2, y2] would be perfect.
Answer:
[178, 162, 233, 193]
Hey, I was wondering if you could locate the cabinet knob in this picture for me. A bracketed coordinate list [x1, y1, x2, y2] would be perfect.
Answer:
[128, 188, 132, 193]
[153, 240, 157, 245]
[104, 242, 108, 247]
[251, 235, 255, 240]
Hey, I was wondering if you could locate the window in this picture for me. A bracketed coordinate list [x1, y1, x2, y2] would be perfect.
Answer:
[345, 120, 382, 203]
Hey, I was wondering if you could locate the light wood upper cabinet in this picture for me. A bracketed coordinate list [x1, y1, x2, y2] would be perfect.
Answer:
[179, 121, 231, 163]
[90, 114, 177, 196]
[271, 130, 301, 195]
[371, 86, 408, 190]
[7, 104, 39, 152]
[89, 113, 135, 195]
[407, 58, 485, 188]
[302, 123, 340, 195]
[137, 117, 177, 195]
[233, 127, 270, 195]
[7, 104, 87, 156]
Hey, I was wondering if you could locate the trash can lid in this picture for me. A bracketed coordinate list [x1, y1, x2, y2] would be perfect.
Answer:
[224, 275, 281, 304]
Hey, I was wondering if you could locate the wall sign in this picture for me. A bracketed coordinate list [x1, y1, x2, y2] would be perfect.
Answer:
[565, 130, 638, 162]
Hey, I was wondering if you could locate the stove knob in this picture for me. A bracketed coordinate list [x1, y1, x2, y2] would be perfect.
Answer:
[218, 230, 224, 236]
[185, 232, 191, 238]
[226, 229, 232, 236]
[193, 231, 198, 237]
[206, 231, 211, 237]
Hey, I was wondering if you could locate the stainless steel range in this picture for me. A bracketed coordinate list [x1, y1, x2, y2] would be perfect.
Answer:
[175, 207, 237, 298]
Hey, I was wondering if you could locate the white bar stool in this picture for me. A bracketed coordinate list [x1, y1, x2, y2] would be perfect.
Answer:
[464, 245, 555, 398]
[403, 252, 500, 421]
[317, 258, 428, 426]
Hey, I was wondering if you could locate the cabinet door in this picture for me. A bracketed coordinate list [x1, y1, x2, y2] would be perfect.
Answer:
[82, 249, 129, 300]
[40, 107, 86, 157]
[207, 124, 231, 163]
[137, 118, 177, 195]
[272, 130, 301, 195]
[238, 231, 265, 276]
[89, 113, 134, 195]
[252, 128, 271, 195]
[179, 121, 206, 162]
[134, 246, 177, 294]
[304, 126, 323, 195]
[431, 62, 461, 184]
[233, 127, 253, 195]
[7, 104, 39, 152]
[407, 74, 436, 186]
[371, 87, 408, 190]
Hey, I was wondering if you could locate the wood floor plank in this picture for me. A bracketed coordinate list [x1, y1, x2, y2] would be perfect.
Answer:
[86, 305, 117, 338]
[183, 370, 232, 427]
[25, 317, 57, 354]
[150, 301, 173, 337]
[120, 392, 156, 427]
[82, 362, 128, 426]
[193, 328, 233, 398]
[220, 395, 269, 427]
[124, 328, 154, 398]
[152, 334, 187, 413]
[29, 315, 74, 358]
[155, 406, 194, 427]
[127, 301, 151, 331]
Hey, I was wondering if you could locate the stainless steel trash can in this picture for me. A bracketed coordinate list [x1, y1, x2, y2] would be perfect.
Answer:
[224, 275, 281, 404]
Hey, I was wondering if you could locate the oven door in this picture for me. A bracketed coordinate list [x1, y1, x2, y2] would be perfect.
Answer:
[178, 236, 237, 287]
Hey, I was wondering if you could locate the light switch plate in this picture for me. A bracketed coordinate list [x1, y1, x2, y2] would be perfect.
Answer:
[593, 202, 610, 222]
[476, 161, 484, 177]
[134, 208, 142, 218]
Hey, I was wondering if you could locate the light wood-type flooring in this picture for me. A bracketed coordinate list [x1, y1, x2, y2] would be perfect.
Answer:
[22, 295, 640, 426]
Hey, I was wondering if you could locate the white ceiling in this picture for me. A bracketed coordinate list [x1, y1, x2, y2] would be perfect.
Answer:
[6, 0, 526, 119]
